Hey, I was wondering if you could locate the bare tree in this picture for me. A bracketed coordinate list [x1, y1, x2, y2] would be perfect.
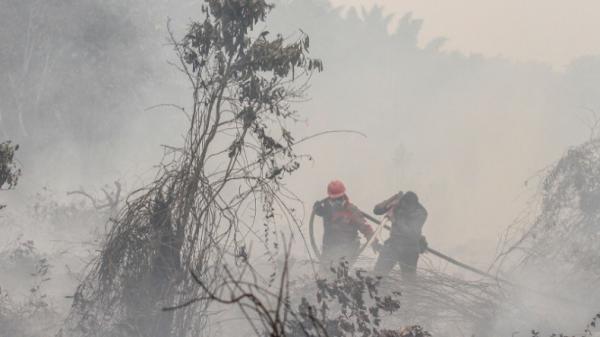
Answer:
[58, 1, 321, 336]
[493, 136, 600, 276]
[164, 239, 320, 337]
[67, 181, 123, 217]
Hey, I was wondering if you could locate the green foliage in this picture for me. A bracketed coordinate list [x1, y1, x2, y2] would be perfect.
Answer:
[0, 141, 20, 191]
[0, 141, 21, 210]
[175, 258, 421, 337]
[289, 262, 404, 337]
[177, 0, 322, 183]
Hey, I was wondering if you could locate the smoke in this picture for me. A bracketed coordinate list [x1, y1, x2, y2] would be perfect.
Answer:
[2, 0, 600, 336]
[263, 1, 600, 261]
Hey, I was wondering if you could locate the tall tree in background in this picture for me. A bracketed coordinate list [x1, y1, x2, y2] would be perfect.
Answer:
[58, 1, 321, 336]
[0, 141, 21, 210]
[0, 0, 158, 147]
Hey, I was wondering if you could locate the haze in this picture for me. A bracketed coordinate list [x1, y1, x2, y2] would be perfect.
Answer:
[2, 1, 600, 336]
[330, 0, 600, 69]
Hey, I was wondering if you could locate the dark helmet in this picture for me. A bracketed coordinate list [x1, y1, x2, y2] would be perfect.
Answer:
[401, 191, 419, 208]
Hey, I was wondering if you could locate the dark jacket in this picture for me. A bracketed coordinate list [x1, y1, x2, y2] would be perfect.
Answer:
[373, 194, 427, 246]
[314, 198, 375, 248]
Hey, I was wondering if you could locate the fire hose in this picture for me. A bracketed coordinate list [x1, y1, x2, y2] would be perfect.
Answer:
[308, 205, 581, 305]
[309, 207, 500, 280]
[357, 211, 506, 281]
[308, 207, 388, 260]
[308, 206, 582, 304]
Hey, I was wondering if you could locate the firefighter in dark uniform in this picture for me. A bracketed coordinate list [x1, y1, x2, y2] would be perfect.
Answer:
[372, 191, 428, 280]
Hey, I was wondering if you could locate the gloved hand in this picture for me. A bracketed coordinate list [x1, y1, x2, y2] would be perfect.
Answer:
[419, 235, 428, 254]
[387, 192, 403, 206]
[372, 240, 384, 253]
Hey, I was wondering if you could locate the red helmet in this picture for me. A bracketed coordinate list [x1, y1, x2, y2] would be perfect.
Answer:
[327, 180, 346, 198]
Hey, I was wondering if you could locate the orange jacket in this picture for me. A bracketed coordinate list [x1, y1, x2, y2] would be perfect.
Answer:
[314, 198, 374, 246]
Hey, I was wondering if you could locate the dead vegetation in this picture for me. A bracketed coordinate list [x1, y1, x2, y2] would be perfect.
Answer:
[66, 181, 123, 217]
[494, 137, 600, 281]
[167, 242, 426, 337]
[0, 240, 60, 337]
[58, 1, 322, 336]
